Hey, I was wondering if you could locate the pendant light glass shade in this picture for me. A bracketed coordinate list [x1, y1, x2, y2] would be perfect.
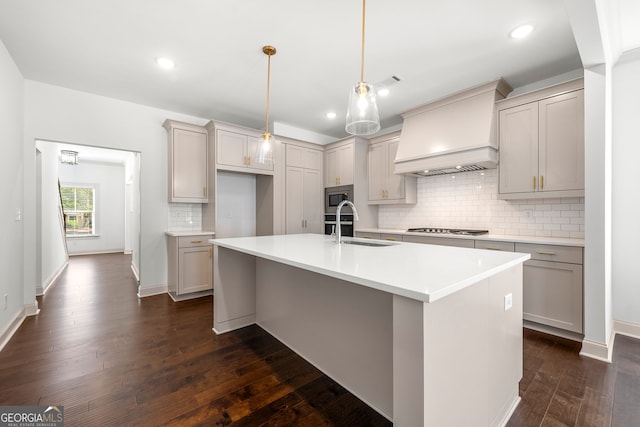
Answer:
[256, 132, 274, 164]
[345, 0, 380, 135]
[345, 81, 380, 135]
[255, 45, 276, 165]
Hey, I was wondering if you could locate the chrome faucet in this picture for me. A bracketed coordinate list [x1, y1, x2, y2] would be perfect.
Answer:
[335, 200, 359, 244]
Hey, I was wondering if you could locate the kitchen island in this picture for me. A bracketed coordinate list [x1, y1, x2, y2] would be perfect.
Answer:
[210, 233, 530, 426]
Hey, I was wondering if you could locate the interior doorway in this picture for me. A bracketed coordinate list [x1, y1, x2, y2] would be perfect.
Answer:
[34, 139, 141, 295]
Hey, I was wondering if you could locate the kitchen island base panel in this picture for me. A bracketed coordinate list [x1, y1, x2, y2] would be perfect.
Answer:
[256, 257, 393, 419]
[213, 247, 256, 334]
[213, 242, 524, 426]
[393, 264, 523, 426]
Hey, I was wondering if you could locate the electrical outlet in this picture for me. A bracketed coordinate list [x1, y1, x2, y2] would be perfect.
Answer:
[504, 293, 513, 311]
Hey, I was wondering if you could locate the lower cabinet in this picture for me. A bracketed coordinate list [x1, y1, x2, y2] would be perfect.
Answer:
[516, 243, 583, 334]
[167, 234, 213, 297]
[355, 232, 585, 335]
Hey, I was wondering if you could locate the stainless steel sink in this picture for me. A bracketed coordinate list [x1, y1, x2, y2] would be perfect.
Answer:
[340, 240, 395, 247]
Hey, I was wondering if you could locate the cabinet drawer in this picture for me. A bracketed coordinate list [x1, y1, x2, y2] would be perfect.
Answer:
[379, 233, 402, 242]
[355, 232, 381, 240]
[178, 235, 213, 248]
[475, 240, 515, 252]
[403, 235, 475, 248]
[515, 243, 583, 265]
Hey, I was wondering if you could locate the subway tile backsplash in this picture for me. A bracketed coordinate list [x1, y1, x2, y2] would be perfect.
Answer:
[168, 203, 203, 231]
[378, 169, 584, 239]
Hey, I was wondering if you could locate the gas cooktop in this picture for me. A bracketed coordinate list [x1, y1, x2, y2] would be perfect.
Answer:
[407, 227, 489, 236]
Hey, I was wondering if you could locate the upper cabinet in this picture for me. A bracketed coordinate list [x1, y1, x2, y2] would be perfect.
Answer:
[214, 123, 274, 174]
[285, 144, 322, 171]
[163, 119, 209, 203]
[324, 142, 354, 187]
[497, 79, 584, 199]
[367, 132, 417, 205]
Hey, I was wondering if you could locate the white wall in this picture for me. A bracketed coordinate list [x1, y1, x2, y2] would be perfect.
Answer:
[59, 159, 126, 255]
[34, 141, 68, 294]
[378, 169, 585, 238]
[23, 81, 209, 296]
[612, 49, 640, 325]
[125, 153, 141, 277]
[0, 40, 25, 335]
[216, 172, 257, 238]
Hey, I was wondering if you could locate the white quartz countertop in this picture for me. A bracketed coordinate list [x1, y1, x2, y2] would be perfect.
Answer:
[210, 233, 530, 303]
[165, 230, 215, 237]
[356, 228, 585, 247]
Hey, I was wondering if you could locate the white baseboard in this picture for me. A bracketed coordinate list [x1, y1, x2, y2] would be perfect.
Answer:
[130, 262, 140, 283]
[24, 301, 40, 316]
[68, 249, 124, 256]
[168, 290, 212, 302]
[579, 319, 640, 363]
[580, 336, 615, 363]
[36, 260, 69, 296]
[0, 301, 41, 352]
[613, 319, 640, 340]
[137, 283, 168, 298]
[0, 308, 25, 352]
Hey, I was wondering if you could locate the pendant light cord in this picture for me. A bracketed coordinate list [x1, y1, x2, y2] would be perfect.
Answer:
[360, 0, 366, 83]
[265, 53, 271, 135]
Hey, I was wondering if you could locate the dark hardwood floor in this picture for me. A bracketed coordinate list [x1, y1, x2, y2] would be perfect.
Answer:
[508, 329, 640, 427]
[0, 253, 638, 426]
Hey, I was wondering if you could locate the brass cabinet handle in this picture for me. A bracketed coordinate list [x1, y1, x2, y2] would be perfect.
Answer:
[209, 247, 212, 258]
[203, 187, 206, 197]
[485, 245, 502, 250]
[191, 239, 203, 243]
[385, 237, 396, 241]
[533, 176, 536, 190]
[537, 250, 556, 255]
[539, 175, 543, 190]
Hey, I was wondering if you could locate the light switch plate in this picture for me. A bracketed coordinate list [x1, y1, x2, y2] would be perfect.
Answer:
[504, 293, 513, 311]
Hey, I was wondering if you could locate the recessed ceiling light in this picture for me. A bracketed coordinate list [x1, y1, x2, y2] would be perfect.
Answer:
[377, 88, 390, 97]
[156, 57, 175, 69]
[509, 24, 534, 39]
[326, 112, 337, 119]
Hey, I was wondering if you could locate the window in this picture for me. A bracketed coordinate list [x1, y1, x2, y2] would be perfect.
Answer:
[60, 186, 96, 236]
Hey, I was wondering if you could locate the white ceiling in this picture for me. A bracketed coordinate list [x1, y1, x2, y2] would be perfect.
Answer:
[1, 0, 584, 140]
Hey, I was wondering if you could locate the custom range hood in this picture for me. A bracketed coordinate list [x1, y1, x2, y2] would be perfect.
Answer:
[395, 78, 512, 177]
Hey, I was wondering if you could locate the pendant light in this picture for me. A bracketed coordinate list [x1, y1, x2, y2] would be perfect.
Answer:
[345, 0, 380, 135]
[255, 45, 276, 164]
